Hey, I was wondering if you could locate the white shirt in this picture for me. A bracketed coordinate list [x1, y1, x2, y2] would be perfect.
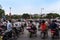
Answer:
[7, 21, 12, 31]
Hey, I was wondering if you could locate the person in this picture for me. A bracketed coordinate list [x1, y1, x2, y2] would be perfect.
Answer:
[49, 20, 59, 38]
[31, 24, 37, 37]
[38, 20, 42, 31]
[45, 20, 49, 28]
[2, 20, 7, 31]
[21, 23, 24, 34]
[6, 20, 12, 38]
[40, 20, 47, 39]
[3, 20, 13, 40]
[13, 20, 21, 37]
[0, 22, 3, 34]
[27, 20, 37, 38]
[24, 22, 27, 27]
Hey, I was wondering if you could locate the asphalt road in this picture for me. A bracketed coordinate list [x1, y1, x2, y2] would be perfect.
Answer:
[17, 28, 60, 40]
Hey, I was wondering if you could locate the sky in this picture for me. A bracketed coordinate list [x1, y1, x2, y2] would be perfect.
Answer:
[0, 0, 60, 15]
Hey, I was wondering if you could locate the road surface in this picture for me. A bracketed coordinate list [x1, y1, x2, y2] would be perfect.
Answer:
[17, 28, 60, 40]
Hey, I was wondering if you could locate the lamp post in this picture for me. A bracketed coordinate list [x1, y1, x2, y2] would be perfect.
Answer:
[9, 7, 12, 19]
[9, 7, 11, 16]
[41, 8, 44, 18]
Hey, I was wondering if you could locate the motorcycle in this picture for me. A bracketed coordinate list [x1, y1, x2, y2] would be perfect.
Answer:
[41, 30, 48, 39]
[29, 30, 37, 38]
[2, 30, 12, 40]
[51, 29, 59, 39]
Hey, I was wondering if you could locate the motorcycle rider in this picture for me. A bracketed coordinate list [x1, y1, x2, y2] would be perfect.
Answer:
[40, 20, 47, 39]
[27, 20, 37, 38]
[49, 20, 59, 38]
[6, 20, 12, 39]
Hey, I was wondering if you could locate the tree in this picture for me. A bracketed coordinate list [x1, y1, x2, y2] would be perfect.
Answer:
[45, 13, 60, 19]
[22, 13, 30, 19]
[0, 5, 5, 18]
[12, 15, 21, 19]
[33, 14, 40, 19]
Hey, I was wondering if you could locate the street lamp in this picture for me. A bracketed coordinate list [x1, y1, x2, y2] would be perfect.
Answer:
[41, 8, 44, 15]
[9, 7, 11, 15]
[40, 8, 44, 18]
[9, 7, 12, 19]
[9, 7, 12, 16]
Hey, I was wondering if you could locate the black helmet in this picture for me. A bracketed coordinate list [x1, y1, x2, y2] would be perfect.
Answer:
[42, 20, 45, 23]
[52, 20, 57, 22]
[30, 20, 33, 23]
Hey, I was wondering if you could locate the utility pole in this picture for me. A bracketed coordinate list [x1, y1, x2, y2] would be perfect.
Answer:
[41, 8, 44, 18]
[9, 7, 11, 16]
[9, 7, 12, 19]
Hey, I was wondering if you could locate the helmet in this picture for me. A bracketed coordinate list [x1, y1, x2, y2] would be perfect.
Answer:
[42, 20, 45, 23]
[52, 20, 57, 22]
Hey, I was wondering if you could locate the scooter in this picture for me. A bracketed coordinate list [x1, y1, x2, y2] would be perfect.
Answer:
[29, 30, 37, 38]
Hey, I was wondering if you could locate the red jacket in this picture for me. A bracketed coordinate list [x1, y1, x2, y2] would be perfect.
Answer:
[40, 23, 47, 31]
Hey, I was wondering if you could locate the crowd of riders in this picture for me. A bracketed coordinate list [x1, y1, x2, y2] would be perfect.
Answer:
[0, 18, 60, 40]
[0, 19, 25, 40]
[26, 19, 60, 39]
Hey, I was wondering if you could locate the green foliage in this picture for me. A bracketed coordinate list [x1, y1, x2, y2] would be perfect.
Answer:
[45, 13, 60, 19]
[6, 14, 21, 19]
[0, 5, 5, 18]
[12, 15, 21, 19]
[5, 15, 9, 20]
[33, 15, 40, 19]
[22, 13, 30, 19]
[0, 9, 5, 18]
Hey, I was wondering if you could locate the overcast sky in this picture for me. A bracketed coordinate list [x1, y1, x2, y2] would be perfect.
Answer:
[0, 0, 60, 15]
